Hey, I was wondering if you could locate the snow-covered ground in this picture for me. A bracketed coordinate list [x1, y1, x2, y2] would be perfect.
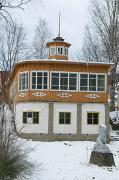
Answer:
[25, 132, 119, 180]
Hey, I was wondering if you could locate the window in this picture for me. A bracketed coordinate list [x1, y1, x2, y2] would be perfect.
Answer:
[89, 74, 96, 91]
[80, 73, 105, 92]
[51, 72, 77, 91]
[19, 72, 28, 91]
[23, 112, 39, 124]
[59, 112, 71, 124]
[97, 75, 105, 91]
[80, 74, 88, 91]
[65, 48, 68, 56]
[57, 46, 64, 55]
[31, 71, 48, 90]
[87, 112, 99, 125]
[50, 47, 56, 55]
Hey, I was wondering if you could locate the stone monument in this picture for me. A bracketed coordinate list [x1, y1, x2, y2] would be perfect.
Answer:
[89, 125, 115, 167]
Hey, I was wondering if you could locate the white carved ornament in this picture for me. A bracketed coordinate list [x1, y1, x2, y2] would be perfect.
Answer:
[32, 92, 47, 97]
[57, 93, 72, 98]
[85, 94, 100, 99]
[18, 93, 27, 97]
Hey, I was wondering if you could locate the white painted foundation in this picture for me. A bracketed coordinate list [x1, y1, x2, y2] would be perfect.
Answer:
[53, 103, 77, 134]
[15, 102, 49, 133]
[82, 103, 105, 134]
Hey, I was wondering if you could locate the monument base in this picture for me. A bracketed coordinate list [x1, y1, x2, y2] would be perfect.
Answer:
[89, 150, 115, 167]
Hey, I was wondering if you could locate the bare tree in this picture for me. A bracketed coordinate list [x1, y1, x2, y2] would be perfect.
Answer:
[32, 18, 52, 59]
[0, 22, 26, 71]
[82, 0, 119, 111]
[0, 103, 35, 180]
[0, 0, 32, 23]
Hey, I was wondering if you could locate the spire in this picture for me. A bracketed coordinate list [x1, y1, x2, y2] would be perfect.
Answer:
[58, 11, 61, 37]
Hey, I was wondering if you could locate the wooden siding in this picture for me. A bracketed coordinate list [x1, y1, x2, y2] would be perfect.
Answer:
[8, 60, 110, 104]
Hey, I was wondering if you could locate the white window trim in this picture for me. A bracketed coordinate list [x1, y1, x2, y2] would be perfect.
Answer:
[57, 46, 65, 56]
[50, 46, 56, 56]
[23, 111, 39, 124]
[18, 71, 29, 92]
[50, 71, 78, 92]
[30, 71, 49, 91]
[79, 72, 106, 93]
[64, 47, 68, 56]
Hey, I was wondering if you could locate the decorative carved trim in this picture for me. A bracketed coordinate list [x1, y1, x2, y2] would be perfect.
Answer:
[18, 93, 27, 97]
[85, 94, 100, 99]
[57, 93, 72, 98]
[32, 92, 47, 97]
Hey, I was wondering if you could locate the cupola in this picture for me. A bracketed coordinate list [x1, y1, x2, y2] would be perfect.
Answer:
[46, 13, 71, 60]
[46, 36, 71, 60]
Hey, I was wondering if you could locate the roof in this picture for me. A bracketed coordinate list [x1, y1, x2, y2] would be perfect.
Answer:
[15, 58, 114, 66]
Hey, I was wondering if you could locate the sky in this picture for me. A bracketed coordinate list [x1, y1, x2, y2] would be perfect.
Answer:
[14, 0, 90, 58]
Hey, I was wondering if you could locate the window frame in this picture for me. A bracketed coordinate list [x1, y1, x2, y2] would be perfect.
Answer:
[18, 71, 29, 91]
[87, 112, 100, 125]
[59, 112, 71, 125]
[23, 111, 39, 124]
[79, 73, 106, 92]
[30, 71, 49, 90]
[50, 46, 56, 56]
[50, 71, 78, 92]
[57, 46, 64, 56]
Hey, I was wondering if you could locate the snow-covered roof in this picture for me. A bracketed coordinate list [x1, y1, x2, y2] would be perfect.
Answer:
[16, 58, 114, 66]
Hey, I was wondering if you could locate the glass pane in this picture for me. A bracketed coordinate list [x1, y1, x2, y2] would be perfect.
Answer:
[59, 112, 65, 124]
[33, 112, 39, 124]
[69, 74, 77, 78]
[93, 113, 98, 124]
[61, 73, 68, 78]
[51, 85, 59, 90]
[65, 113, 71, 124]
[37, 77, 42, 84]
[44, 85, 47, 89]
[89, 75, 96, 91]
[52, 77, 59, 86]
[98, 75, 105, 91]
[32, 72, 36, 76]
[52, 73, 59, 77]
[32, 77, 36, 84]
[37, 72, 42, 76]
[44, 77, 47, 84]
[28, 112, 32, 118]
[87, 113, 92, 124]
[80, 74, 88, 91]
[44, 72, 47, 77]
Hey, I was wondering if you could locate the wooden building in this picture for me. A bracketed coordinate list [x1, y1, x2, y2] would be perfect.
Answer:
[8, 35, 112, 141]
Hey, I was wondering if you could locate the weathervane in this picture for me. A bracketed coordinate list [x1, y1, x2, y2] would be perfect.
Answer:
[58, 11, 61, 37]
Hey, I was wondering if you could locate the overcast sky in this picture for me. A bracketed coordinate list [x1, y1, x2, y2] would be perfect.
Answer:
[14, 0, 90, 58]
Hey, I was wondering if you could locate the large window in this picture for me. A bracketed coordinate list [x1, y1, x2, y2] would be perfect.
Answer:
[59, 112, 71, 124]
[23, 112, 39, 124]
[87, 112, 99, 125]
[51, 72, 77, 91]
[80, 74, 105, 92]
[19, 72, 28, 91]
[31, 71, 48, 90]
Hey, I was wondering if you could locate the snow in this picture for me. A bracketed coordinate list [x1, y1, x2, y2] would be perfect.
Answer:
[16, 58, 113, 65]
[24, 134, 119, 180]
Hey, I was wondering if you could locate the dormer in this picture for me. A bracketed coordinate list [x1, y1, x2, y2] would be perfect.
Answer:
[46, 36, 71, 60]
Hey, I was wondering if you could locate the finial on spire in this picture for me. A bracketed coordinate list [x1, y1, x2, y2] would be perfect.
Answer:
[58, 11, 61, 37]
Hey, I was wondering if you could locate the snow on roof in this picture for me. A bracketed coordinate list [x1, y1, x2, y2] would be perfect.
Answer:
[16, 58, 114, 65]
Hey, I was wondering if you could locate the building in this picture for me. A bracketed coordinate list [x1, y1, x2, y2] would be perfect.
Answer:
[8, 35, 112, 141]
